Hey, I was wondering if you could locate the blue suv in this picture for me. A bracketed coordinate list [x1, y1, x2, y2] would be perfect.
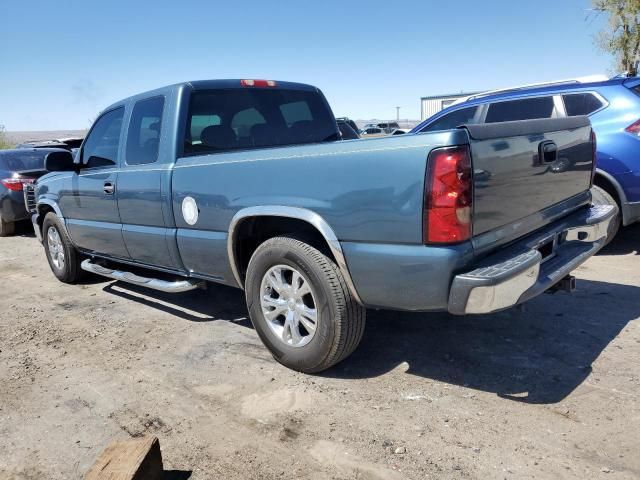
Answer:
[412, 77, 640, 238]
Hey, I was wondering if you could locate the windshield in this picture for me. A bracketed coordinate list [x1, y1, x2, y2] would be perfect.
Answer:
[184, 88, 339, 155]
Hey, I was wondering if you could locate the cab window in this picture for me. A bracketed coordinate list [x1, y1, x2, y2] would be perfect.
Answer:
[184, 88, 338, 155]
[81, 107, 125, 168]
[126, 96, 165, 165]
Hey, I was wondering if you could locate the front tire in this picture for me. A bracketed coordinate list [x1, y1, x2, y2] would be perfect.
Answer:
[591, 185, 621, 245]
[245, 236, 366, 373]
[42, 212, 83, 283]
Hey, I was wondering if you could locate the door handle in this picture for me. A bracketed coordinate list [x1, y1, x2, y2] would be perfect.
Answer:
[104, 182, 115, 195]
[538, 141, 557, 164]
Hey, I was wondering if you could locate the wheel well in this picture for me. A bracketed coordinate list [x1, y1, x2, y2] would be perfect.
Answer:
[593, 173, 621, 208]
[232, 216, 337, 284]
[37, 205, 55, 232]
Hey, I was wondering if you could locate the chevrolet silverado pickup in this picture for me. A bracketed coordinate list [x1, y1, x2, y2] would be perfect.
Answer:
[26, 79, 616, 372]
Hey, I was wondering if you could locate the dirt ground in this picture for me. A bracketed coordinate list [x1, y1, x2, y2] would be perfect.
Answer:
[1, 224, 639, 480]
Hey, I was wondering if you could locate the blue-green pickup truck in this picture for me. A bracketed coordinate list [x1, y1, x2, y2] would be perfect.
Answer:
[26, 79, 616, 372]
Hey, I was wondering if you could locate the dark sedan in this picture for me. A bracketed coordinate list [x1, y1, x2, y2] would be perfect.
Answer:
[0, 148, 62, 236]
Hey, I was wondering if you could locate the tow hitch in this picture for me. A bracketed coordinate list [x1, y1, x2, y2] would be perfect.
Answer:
[547, 275, 576, 294]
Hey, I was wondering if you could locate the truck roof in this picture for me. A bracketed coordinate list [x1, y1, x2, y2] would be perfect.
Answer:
[103, 79, 319, 112]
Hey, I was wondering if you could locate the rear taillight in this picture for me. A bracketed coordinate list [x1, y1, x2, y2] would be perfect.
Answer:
[240, 79, 277, 88]
[1, 177, 35, 192]
[590, 130, 597, 187]
[625, 118, 640, 136]
[424, 146, 473, 244]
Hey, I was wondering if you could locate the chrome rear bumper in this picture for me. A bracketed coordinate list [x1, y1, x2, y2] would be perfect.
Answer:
[448, 204, 617, 315]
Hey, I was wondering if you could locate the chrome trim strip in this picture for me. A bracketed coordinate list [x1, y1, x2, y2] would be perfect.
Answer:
[81, 259, 204, 293]
[227, 206, 364, 305]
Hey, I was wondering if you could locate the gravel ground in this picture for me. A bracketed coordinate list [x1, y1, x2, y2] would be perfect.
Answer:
[0, 223, 639, 479]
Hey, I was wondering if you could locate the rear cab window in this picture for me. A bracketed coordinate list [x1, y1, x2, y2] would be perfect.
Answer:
[184, 88, 339, 155]
[485, 96, 556, 123]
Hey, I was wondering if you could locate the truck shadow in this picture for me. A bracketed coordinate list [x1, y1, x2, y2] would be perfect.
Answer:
[102, 282, 251, 327]
[95, 236, 636, 405]
[13, 220, 36, 238]
[327, 278, 638, 404]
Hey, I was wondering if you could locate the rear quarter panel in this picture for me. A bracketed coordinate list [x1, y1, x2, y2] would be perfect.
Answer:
[171, 131, 468, 281]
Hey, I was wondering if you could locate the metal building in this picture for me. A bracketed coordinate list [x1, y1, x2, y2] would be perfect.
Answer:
[420, 92, 480, 120]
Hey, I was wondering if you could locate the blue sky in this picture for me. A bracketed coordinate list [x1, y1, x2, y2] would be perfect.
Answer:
[1, 0, 610, 131]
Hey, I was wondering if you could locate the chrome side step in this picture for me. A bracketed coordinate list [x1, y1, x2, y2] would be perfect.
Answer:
[81, 259, 204, 293]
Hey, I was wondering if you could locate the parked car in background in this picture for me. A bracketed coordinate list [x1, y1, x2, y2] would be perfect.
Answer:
[16, 137, 84, 150]
[335, 117, 359, 133]
[28, 79, 615, 372]
[336, 117, 360, 139]
[377, 122, 400, 133]
[412, 77, 640, 239]
[0, 148, 63, 236]
[360, 122, 401, 135]
[361, 127, 385, 135]
[390, 128, 411, 135]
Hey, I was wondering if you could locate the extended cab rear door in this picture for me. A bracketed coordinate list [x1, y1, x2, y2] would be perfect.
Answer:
[116, 93, 184, 271]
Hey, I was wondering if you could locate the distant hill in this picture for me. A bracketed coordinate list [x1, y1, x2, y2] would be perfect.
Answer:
[4, 130, 87, 146]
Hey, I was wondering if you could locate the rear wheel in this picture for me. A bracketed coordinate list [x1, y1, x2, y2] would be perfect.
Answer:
[245, 236, 366, 373]
[0, 214, 15, 237]
[42, 212, 83, 283]
[591, 185, 621, 245]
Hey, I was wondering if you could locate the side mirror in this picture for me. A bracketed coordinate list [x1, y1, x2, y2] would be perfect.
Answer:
[45, 150, 76, 172]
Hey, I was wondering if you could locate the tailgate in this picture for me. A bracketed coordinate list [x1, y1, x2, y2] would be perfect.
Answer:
[465, 117, 594, 246]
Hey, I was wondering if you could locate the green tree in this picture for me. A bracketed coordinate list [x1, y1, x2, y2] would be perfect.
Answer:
[593, 0, 640, 76]
[0, 125, 13, 150]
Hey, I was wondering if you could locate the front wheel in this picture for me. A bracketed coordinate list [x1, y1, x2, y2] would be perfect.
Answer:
[245, 236, 366, 373]
[42, 212, 83, 283]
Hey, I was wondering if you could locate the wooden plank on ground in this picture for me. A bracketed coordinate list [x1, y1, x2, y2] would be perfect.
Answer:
[85, 435, 163, 480]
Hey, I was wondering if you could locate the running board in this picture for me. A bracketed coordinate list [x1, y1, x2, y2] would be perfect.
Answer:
[81, 259, 204, 293]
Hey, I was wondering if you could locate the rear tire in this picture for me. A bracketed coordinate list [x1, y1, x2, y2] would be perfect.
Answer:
[591, 185, 621, 245]
[245, 236, 366, 373]
[42, 212, 83, 283]
[0, 214, 15, 237]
